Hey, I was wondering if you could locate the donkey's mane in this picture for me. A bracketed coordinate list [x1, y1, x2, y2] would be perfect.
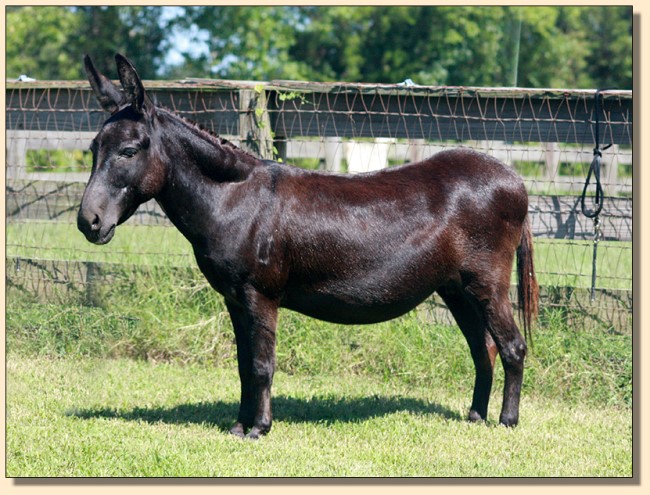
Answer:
[158, 106, 260, 161]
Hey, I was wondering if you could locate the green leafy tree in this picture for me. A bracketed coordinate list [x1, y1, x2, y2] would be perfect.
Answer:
[6, 6, 168, 80]
[580, 6, 633, 89]
[6, 6, 82, 79]
[73, 6, 169, 79]
[176, 6, 310, 81]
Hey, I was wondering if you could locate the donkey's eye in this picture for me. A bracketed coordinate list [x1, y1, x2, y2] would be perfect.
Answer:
[119, 147, 138, 158]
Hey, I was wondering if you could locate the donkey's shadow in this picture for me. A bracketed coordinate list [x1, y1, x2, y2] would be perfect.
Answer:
[70, 395, 462, 433]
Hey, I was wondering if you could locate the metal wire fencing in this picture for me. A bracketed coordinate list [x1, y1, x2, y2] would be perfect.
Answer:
[5, 80, 633, 332]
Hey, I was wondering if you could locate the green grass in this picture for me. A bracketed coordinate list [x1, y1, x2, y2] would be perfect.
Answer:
[6, 222, 193, 267]
[6, 355, 632, 477]
[513, 160, 545, 178]
[6, 281, 632, 477]
[6, 221, 633, 290]
[532, 238, 632, 290]
[6, 294, 632, 411]
[26, 148, 92, 173]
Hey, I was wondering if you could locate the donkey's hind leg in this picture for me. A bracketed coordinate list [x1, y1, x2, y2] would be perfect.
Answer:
[458, 276, 527, 427]
[437, 285, 498, 423]
[482, 286, 527, 427]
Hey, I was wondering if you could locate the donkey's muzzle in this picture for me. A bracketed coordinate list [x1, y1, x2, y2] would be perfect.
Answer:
[77, 208, 115, 245]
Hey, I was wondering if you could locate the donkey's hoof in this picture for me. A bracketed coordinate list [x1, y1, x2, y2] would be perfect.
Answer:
[468, 410, 486, 423]
[499, 413, 519, 427]
[229, 422, 246, 438]
[245, 425, 270, 440]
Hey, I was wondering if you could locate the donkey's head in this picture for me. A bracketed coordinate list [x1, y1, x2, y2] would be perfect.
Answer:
[78, 54, 165, 244]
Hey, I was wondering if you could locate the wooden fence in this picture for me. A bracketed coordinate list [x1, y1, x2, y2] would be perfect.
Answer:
[5, 80, 633, 331]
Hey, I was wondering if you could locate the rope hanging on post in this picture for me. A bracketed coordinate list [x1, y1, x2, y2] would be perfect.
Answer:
[580, 89, 611, 219]
[589, 217, 602, 302]
[580, 89, 612, 302]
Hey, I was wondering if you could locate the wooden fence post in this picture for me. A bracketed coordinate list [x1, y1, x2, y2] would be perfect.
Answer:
[238, 88, 274, 160]
[605, 144, 620, 194]
[545, 142, 560, 181]
[408, 139, 427, 163]
[323, 137, 343, 172]
[84, 261, 103, 307]
[6, 132, 27, 179]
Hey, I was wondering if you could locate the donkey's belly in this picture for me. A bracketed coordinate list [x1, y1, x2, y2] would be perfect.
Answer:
[281, 279, 435, 325]
[283, 295, 426, 325]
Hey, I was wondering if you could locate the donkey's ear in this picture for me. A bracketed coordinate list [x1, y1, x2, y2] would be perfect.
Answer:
[115, 54, 152, 116]
[84, 55, 124, 114]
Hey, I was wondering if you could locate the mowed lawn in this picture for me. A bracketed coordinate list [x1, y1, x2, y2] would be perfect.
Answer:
[6, 355, 632, 478]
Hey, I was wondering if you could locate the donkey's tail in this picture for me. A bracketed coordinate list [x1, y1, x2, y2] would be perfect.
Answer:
[517, 216, 539, 345]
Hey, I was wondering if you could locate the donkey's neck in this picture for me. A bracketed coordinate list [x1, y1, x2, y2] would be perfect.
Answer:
[154, 109, 262, 242]
[159, 109, 261, 183]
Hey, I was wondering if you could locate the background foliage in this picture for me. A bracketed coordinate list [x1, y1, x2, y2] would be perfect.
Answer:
[6, 5, 632, 89]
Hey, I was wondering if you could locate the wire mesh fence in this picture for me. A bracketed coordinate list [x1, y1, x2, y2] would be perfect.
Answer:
[5, 80, 633, 332]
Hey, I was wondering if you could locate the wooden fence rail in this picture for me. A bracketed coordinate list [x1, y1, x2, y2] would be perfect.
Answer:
[6, 130, 633, 195]
[6, 80, 632, 145]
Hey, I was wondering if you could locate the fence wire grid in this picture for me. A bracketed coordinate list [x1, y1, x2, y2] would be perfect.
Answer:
[5, 80, 633, 332]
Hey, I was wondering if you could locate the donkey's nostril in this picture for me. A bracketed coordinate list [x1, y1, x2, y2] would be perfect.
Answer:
[91, 215, 101, 231]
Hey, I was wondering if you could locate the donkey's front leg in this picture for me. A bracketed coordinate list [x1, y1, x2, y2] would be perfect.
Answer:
[226, 293, 278, 439]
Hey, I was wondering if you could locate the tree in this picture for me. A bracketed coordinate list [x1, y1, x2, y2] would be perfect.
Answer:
[175, 6, 310, 81]
[6, 6, 168, 80]
[73, 6, 169, 79]
[6, 6, 81, 80]
[580, 6, 633, 89]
